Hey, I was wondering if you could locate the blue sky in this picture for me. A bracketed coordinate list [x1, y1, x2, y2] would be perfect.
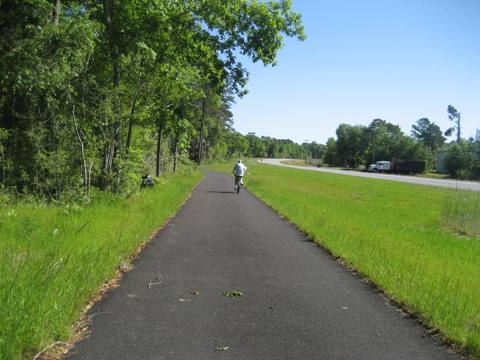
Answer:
[231, 0, 480, 144]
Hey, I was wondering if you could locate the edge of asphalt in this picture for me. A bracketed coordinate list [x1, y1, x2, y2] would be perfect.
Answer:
[266, 158, 480, 192]
[222, 170, 474, 360]
[51, 170, 473, 360]
[35, 173, 206, 360]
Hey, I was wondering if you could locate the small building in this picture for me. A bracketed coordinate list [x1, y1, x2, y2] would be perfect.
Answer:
[436, 149, 448, 173]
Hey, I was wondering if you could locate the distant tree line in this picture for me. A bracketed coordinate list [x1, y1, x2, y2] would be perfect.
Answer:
[219, 132, 325, 160]
[236, 104, 479, 180]
[322, 107, 480, 180]
[323, 118, 433, 169]
[214, 104, 480, 180]
[0, 1, 305, 199]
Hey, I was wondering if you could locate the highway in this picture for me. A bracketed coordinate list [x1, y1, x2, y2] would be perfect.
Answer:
[262, 158, 480, 192]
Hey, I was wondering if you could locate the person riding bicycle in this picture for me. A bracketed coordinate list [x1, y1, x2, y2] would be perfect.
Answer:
[233, 159, 247, 190]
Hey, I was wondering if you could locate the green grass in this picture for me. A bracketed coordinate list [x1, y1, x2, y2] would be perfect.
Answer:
[212, 161, 480, 357]
[280, 159, 324, 167]
[442, 190, 480, 239]
[0, 171, 202, 360]
[417, 171, 450, 180]
[280, 159, 307, 166]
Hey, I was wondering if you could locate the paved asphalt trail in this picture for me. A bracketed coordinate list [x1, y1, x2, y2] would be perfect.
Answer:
[264, 158, 480, 192]
[68, 172, 460, 360]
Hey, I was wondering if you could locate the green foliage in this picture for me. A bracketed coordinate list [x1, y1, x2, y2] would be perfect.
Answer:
[444, 139, 480, 180]
[323, 137, 338, 165]
[411, 118, 446, 151]
[302, 141, 325, 159]
[223, 290, 243, 298]
[224, 131, 250, 158]
[324, 119, 427, 168]
[445, 105, 461, 143]
[0, 0, 305, 198]
[241, 133, 307, 159]
[335, 124, 366, 167]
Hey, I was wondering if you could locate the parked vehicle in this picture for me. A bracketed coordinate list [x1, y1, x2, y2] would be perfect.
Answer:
[368, 159, 425, 174]
[368, 161, 391, 173]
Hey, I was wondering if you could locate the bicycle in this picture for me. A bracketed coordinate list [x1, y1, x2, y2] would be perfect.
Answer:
[234, 176, 243, 194]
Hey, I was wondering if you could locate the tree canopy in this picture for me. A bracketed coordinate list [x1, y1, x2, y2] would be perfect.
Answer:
[0, 0, 305, 198]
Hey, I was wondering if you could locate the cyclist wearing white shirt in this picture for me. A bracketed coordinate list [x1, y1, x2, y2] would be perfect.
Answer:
[233, 160, 247, 190]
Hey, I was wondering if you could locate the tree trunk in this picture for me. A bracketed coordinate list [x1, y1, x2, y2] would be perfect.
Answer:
[155, 119, 165, 177]
[70, 100, 89, 197]
[87, 162, 93, 198]
[156, 124, 164, 177]
[173, 135, 178, 173]
[52, 0, 61, 25]
[125, 96, 137, 155]
[103, 0, 122, 178]
[198, 96, 206, 164]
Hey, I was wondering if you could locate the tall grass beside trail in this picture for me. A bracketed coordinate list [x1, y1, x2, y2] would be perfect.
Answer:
[0, 171, 202, 360]
[212, 161, 480, 358]
[442, 190, 480, 239]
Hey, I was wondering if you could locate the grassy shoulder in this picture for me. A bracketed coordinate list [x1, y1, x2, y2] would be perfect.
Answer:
[212, 160, 480, 357]
[280, 159, 452, 179]
[0, 171, 203, 360]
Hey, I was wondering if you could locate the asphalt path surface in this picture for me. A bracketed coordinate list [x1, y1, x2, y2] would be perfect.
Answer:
[263, 158, 480, 192]
[68, 172, 460, 360]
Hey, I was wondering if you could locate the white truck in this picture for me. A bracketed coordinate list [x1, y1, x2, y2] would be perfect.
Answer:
[368, 159, 426, 174]
[368, 161, 391, 173]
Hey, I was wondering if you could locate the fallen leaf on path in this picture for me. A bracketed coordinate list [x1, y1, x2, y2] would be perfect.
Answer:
[223, 290, 243, 298]
[215, 346, 230, 351]
[119, 262, 132, 272]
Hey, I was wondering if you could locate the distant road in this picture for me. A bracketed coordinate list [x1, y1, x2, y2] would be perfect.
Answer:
[262, 158, 480, 192]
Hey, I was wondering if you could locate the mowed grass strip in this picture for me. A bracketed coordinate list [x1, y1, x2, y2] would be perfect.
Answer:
[0, 171, 202, 360]
[231, 163, 480, 357]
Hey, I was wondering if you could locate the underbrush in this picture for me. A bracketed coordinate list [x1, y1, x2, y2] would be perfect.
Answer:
[0, 171, 202, 359]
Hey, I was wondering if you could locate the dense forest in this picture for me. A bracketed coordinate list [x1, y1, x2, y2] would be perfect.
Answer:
[0, 0, 305, 199]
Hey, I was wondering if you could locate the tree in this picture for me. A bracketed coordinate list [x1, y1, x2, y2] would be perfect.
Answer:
[323, 137, 338, 166]
[411, 118, 445, 151]
[445, 141, 474, 179]
[302, 142, 325, 159]
[363, 119, 423, 164]
[225, 132, 249, 158]
[472, 130, 480, 179]
[335, 124, 366, 167]
[445, 105, 461, 143]
[0, 0, 305, 198]
[246, 133, 266, 157]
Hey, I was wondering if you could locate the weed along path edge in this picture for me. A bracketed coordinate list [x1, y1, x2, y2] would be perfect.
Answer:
[67, 172, 461, 360]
